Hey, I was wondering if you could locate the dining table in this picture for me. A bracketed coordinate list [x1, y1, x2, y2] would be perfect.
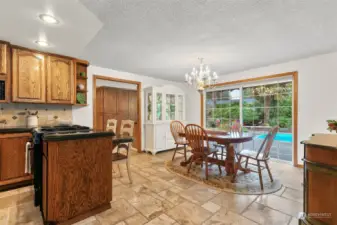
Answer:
[179, 130, 254, 182]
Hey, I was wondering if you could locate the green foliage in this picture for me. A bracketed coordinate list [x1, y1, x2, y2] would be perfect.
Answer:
[206, 82, 293, 129]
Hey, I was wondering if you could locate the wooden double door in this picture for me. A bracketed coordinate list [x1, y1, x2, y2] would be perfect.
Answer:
[96, 86, 139, 150]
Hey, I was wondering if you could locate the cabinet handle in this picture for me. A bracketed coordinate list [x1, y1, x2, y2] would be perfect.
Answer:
[25, 142, 32, 174]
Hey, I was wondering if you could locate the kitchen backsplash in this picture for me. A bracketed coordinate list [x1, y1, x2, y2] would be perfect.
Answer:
[0, 104, 72, 127]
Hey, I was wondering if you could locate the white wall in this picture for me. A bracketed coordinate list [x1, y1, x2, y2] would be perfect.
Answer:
[72, 65, 200, 149]
[192, 51, 337, 165]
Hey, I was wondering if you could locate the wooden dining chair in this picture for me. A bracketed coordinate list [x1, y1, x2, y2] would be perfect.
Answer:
[233, 126, 279, 189]
[185, 124, 222, 180]
[170, 121, 189, 161]
[106, 119, 117, 133]
[112, 120, 135, 183]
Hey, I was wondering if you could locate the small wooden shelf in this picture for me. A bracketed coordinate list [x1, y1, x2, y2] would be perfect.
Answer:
[76, 76, 88, 80]
[76, 89, 88, 93]
[74, 104, 88, 106]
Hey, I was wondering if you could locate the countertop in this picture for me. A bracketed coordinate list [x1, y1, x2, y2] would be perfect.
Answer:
[43, 132, 134, 143]
[301, 133, 337, 150]
[0, 126, 36, 134]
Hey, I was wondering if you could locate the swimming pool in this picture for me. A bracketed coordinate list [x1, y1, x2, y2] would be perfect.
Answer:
[256, 133, 292, 143]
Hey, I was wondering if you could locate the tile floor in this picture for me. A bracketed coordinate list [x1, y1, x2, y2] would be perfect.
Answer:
[0, 150, 303, 225]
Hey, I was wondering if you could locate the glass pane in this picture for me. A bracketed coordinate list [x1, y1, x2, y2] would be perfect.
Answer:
[166, 94, 175, 120]
[156, 93, 162, 120]
[243, 107, 254, 126]
[147, 93, 152, 121]
[279, 94, 292, 107]
[243, 87, 255, 97]
[279, 82, 292, 93]
[253, 108, 264, 126]
[265, 94, 278, 107]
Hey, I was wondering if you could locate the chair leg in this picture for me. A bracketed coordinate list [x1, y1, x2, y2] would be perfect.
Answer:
[184, 144, 187, 161]
[265, 161, 273, 182]
[257, 161, 264, 190]
[245, 158, 249, 169]
[214, 153, 222, 175]
[126, 159, 133, 184]
[187, 155, 194, 173]
[172, 144, 178, 161]
[221, 146, 224, 160]
[231, 155, 242, 182]
[205, 156, 209, 180]
[117, 164, 122, 177]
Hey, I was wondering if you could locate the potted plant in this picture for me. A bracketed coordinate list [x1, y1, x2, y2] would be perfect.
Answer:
[327, 120, 337, 132]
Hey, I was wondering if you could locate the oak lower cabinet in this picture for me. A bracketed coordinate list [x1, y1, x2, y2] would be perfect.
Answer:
[301, 134, 337, 225]
[12, 48, 46, 103]
[47, 56, 74, 104]
[0, 133, 33, 189]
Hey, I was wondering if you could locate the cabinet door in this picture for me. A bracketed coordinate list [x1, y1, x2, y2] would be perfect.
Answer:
[47, 56, 74, 104]
[0, 135, 31, 181]
[103, 87, 117, 114]
[12, 48, 46, 103]
[0, 43, 7, 75]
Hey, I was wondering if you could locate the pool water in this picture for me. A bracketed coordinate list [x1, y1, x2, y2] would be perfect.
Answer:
[257, 133, 292, 143]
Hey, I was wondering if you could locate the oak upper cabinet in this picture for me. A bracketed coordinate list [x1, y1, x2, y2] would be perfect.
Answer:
[0, 43, 8, 75]
[47, 56, 74, 104]
[12, 48, 46, 103]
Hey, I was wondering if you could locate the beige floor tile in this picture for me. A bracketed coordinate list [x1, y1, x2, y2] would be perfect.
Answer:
[179, 184, 219, 204]
[73, 216, 100, 225]
[96, 199, 138, 225]
[113, 178, 123, 187]
[8, 202, 43, 225]
[115, 221, 127, 225]
[128, 193, 172, 220]
[169, 177, 196, 189]
[202, 201, 221, 213]
[166, 201, 213, 225]
[242, 202, 291, 225]
[144, 214, 176, 225]
[0, 209, 8, 225]
[210, 192, 258, 214]
[159, 190, 187, 205]
[168, 186, 184, 194]
[142, 179, 173, 193]
[119, 172, 149, 185]
[289, 217, 299, 225]
[282, 187, 303, 203]
[125, 213, 148, 225]
[273, 185, 286, 196]
[202, 210, 258, 225]
[113, 184, 138, 201]
[256, 194, 302, 217]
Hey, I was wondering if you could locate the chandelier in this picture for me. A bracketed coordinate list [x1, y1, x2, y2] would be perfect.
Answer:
[185, 58, 218, 92]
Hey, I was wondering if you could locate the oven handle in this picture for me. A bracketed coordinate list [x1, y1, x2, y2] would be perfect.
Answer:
[25, 142, 32, 174]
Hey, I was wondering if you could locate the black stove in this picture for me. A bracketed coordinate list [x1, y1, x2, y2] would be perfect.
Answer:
[33, 124, 91, 209]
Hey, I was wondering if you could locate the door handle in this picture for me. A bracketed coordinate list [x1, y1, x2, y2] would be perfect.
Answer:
[25, 142, 32, 174]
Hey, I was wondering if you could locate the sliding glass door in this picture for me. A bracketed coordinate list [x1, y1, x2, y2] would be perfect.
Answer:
[205, 80, 293, 163]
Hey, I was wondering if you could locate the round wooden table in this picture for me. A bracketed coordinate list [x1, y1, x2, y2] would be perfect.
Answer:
[180, 130, 254, 182]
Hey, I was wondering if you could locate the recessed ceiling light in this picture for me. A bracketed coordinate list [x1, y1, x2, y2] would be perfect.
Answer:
[39, 14, 59, 24]
[35, 40, 49, 47]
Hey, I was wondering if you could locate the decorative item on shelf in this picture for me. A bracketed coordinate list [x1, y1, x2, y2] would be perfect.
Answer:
[327, 120, 337, 132]
[77, 84, 85, 91]
[79, 72, 86, 77]
[185, 57, 218, 93]
[76, 93, 86, 104]
[27, 111, 39, 127]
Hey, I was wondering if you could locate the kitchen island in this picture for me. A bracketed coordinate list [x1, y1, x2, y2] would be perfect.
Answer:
[38, 131, 133, 225]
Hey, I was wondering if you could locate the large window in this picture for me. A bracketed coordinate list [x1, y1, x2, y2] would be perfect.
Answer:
[205, 88, 240, 129]
[243, 82, 292, 131]
[205, 80, 293, 162]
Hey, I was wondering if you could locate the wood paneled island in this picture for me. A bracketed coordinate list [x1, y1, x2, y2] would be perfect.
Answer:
[40, 131, 133, 225]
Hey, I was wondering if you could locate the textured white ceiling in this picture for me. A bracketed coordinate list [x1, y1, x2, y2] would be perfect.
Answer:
[0, 0, 102, 57]
[1, 0, 337, 81]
